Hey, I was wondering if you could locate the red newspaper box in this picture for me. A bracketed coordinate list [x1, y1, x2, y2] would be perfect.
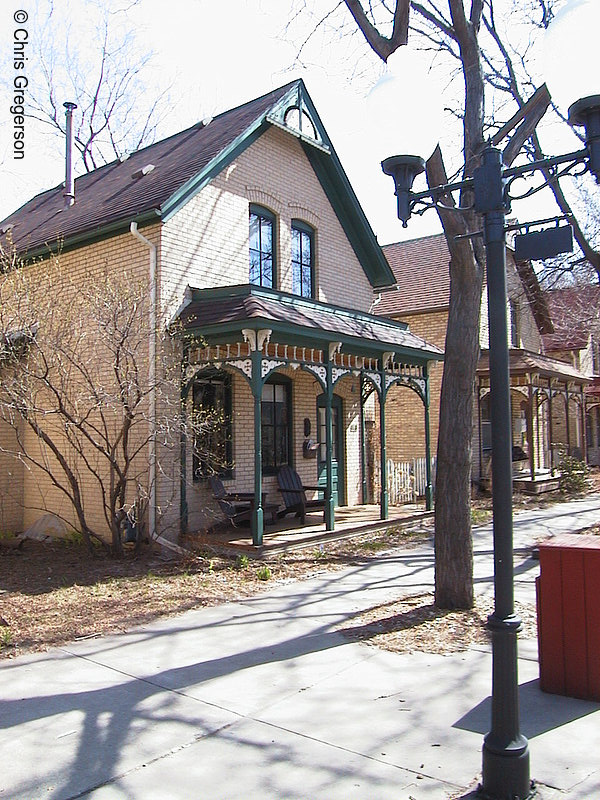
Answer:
[537, 534, 600, 701]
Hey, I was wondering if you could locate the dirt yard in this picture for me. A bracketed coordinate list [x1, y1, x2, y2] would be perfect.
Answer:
[1, 473, 598, 661]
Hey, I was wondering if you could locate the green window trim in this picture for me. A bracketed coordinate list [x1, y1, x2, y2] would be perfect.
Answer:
[261, 375, 292, 475]
[249, 204, 276, 289]
[291, 219, 315, 299]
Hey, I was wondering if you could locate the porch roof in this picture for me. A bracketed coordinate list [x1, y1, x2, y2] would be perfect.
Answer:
[477, 348, 589, 384]
[178, 284, 444, 363]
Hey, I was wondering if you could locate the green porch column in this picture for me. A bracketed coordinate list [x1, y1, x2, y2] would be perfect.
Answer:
[359, 374, 368, 504]
[251, 348, 264, 546]
[325, 358, 335, 530]
[423, 363, 433, 511]
[527, 383, 536, 482]
[379, 364, 388, 520]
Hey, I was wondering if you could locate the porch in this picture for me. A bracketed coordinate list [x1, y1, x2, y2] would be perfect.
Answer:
[177, 284, 443, 547]
[477, 349, 590, 487]
[189, 502, 433, 556]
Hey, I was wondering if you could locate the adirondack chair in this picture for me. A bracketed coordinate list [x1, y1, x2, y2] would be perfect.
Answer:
[209, 476, 253, 527]
[277, 465, 326, 524]
[208, 476, 279, 527]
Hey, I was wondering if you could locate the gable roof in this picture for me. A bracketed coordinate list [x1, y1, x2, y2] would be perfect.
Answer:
[377, 233, 552, 334]
[543, 285, 600, 352]
[0, 81, 394, 289]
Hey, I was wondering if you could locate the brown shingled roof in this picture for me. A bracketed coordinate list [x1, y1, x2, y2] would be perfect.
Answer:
[477, 348, 589, 383]
[378, 234, 451, 316]
[378, 233, 553, 337]
[180, 284, 443, 360]
[0, 82, 297, 257]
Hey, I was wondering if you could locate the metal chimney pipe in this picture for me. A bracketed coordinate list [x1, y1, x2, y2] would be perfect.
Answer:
[63, 101, 77, 208]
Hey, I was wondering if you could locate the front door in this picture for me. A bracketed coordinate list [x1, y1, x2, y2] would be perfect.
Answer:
[317, 393, 345, 506]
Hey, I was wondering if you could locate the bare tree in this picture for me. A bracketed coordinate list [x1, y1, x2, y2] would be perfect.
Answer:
[0, 251, 213, 556]
[291, 0, 565, 608]
[477, 0, 600, 284]
[26, 0, 171, 171]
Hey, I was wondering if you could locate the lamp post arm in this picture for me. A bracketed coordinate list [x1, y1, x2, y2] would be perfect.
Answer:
[502, 148, 588, 182]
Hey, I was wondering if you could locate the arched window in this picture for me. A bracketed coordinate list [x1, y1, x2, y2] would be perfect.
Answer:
[249, 205, 275, 288]
[291, 220, 314, 298]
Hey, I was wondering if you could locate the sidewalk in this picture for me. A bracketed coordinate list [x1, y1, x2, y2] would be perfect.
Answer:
[1, 496, 599, 799]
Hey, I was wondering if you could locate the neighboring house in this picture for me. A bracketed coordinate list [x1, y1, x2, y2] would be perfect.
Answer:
[375, 233, 589, 493]
[0, 80, 442, 546]
[543, 285, 600, 466]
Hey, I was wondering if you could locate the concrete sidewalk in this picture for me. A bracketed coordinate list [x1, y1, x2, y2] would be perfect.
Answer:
[1, 496, 599, 799]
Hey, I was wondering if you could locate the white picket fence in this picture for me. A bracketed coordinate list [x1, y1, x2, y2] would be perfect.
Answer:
[377, 457, 437, 504]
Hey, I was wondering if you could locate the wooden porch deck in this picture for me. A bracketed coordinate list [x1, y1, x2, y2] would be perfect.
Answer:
[190, 503, 433, 556]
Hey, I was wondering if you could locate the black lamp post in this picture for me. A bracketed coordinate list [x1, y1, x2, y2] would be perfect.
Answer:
[382, 94, 600, 800]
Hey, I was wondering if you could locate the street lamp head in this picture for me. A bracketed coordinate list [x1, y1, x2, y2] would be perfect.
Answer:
[568, 95, 600, 183]
[381, 154, 425, 226]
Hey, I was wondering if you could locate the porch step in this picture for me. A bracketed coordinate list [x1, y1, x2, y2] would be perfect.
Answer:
[513, 476, 560, 494]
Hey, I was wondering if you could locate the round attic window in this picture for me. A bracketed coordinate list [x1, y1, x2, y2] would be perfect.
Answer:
[283, 106, 317, 140]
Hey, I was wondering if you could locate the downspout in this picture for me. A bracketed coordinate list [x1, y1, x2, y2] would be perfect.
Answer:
[130, 222, 157, 542]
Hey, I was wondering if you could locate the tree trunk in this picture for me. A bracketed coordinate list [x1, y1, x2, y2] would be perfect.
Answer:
[434, 252, 483, 608]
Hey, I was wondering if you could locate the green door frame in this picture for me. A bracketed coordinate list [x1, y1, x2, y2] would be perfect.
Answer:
[317, 392, 345, 507]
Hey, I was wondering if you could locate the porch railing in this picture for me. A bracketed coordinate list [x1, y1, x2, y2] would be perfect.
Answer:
[374, 457, 437, 505]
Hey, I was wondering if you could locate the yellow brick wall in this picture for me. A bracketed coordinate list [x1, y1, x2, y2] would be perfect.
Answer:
[161, 126, 374, 316]
[0, 226, 159, 539]
[382, 310, 446, 463]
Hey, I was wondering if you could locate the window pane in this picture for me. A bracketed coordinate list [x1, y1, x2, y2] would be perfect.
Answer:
[249, 208, 275, 287]
[291, 225, 313, 298]
[249, 214, 260, 250]
[262, 383, 274, 402]
[276, 427, 288, 465]
[263, 427, 275, 468]
[292, 268, 301, 296]
[249, 250, 261, 284]
[262, 402, 274, 425]
[275, 401, 287, 426]
[302, 265, 311, 298]
[261, 217, 272, 252]
[291, 228, 300, 262]
[301, 230, 311, 262]
[262, 257, 273, 287]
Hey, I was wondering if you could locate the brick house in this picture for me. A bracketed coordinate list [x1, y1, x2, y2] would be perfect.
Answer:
[0, 80, 442, 546]
[375, 233, 589, 493]
[543, 285, 600, 466]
